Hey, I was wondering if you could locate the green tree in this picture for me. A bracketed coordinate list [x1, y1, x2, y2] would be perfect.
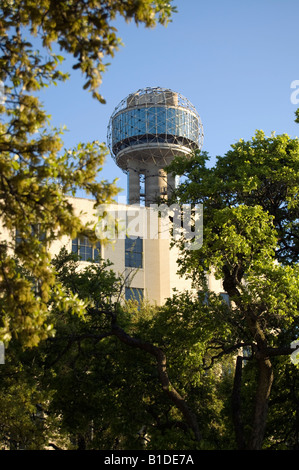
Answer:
[6, 249, 199, 450]
[43, 250, 248, 450]
[0, 249, 199, 450]
[166, 130, 299, 449]
[4, 245, 298, 450]
[0, 0, 176, 347]
[47, 249, 201, 448]
[0, 339, 73, 450]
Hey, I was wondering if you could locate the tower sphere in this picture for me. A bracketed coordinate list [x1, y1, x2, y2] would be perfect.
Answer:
[107, 87, 203, 173]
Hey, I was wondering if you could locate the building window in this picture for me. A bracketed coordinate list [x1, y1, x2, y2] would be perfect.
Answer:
[125, 287, 144, 302]
[220, 293, 230, 306]
[16, 225, 46, 246]
[72, 236, 101, 263]
[125, 236, 143, 268]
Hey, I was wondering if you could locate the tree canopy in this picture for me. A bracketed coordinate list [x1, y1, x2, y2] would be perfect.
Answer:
[166, 130, 299, 449]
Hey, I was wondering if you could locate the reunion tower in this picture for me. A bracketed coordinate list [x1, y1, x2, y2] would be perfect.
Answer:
[107, 87, 204, 206]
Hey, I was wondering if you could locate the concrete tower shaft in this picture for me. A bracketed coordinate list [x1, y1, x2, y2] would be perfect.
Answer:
[107, 87, 203, 205]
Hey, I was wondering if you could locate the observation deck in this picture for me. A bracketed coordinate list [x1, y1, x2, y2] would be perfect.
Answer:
[107, 87, 203, 172]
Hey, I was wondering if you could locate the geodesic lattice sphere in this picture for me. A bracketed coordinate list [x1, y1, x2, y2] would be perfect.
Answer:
[107, 87, 204, 172]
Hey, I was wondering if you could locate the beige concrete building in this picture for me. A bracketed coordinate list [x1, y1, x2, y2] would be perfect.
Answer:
[48, 194, 223, 306]
[49, 195, 194, 305]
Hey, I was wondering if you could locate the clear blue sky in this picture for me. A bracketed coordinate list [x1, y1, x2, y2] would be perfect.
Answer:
[39, 0, 299, 200]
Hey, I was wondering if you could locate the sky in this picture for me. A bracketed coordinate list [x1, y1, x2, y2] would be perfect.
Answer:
[38, 0, 299, 200]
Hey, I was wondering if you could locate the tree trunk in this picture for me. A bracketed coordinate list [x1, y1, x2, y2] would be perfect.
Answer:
[222, 271, 274, 450]
[232, 355, 246, 450]
[248, 355, 274, 450]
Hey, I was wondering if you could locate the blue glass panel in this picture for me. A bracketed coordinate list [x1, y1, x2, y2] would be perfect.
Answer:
[72, 238, 78, 254]
[125, 287, 144, 302]
[86, 246, 93, 260]
[112, 107, 199, 148]
[220, 293, 230, 305]
[125, 237, 143, 268]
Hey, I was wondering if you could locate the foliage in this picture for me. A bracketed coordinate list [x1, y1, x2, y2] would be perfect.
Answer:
[0, 340, 72, 450]
[25, 251, 204, 450]
[0, 0, 175, 102]
[0, 249, 230, 450]
[1, 243, 298, 449]
[170, 131, 299, 262]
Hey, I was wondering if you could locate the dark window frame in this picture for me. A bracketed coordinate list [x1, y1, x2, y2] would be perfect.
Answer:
[72, 236, 101, 263]
[125, 236, 143, 268]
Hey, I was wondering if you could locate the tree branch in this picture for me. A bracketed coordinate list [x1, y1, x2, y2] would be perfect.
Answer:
[111, 323, 202, 443]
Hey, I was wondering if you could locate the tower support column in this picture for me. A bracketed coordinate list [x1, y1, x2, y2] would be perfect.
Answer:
[145, 166, 167, 206]
[167, 172, 176, 200]
[127, 165, 140, 205]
